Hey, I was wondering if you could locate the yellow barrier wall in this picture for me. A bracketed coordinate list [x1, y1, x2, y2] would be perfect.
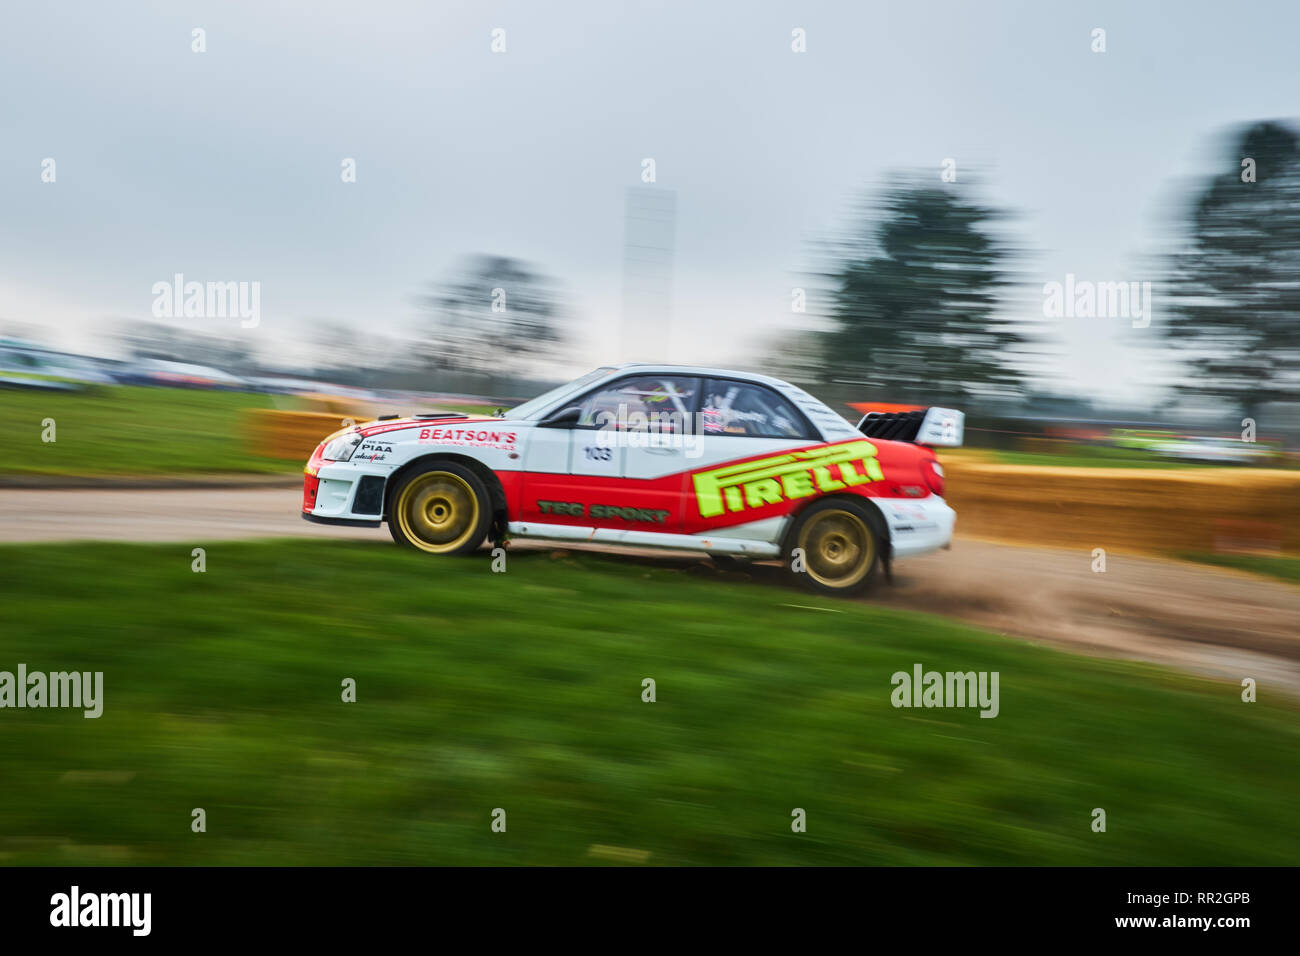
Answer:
[944, 462, 1300, 555]
[247, 410, 365, 462]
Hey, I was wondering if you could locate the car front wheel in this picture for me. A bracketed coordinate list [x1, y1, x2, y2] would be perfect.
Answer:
[387, 461, 490, 556]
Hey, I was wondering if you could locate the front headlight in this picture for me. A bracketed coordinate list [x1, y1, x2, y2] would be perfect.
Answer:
[322, 433, 362, 462]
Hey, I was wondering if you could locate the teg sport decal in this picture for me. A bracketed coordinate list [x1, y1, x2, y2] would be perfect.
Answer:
[537, 500, 670, 524]
[692, 440, 884, 518]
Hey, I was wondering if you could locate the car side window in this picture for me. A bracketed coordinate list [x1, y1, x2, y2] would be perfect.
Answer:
[575, 375, 699, 431]
[700, 379, 810, 439]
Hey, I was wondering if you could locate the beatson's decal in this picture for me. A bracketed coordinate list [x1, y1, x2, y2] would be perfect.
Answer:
[691, 440, 884, 518]
[418, 426, 517, 450]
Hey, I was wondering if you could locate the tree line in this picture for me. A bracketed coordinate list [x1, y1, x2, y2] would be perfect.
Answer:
[419, 120, 1299, 418]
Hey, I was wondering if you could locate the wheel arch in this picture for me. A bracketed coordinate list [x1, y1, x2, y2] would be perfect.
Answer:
[384, 453, 508, 535]
[780, 492, 893, 563]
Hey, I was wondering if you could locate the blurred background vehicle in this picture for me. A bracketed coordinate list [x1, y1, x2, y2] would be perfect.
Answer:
[107, 357, 248, 390]
[0, 339, 116, 389]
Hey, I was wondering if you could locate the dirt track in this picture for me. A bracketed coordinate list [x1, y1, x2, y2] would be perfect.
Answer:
[3, 486, 1298, 694]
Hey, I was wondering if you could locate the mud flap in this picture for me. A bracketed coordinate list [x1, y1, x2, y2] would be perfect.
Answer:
[490, 512, 509, 550]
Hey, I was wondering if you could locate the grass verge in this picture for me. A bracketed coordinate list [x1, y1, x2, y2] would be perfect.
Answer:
[0, 539, 1295, 865]
[0, 386, 291, 476]
[1178, 552, 1300, 585]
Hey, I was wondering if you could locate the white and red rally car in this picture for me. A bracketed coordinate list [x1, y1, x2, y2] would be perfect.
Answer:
[302, 364, 961, 594]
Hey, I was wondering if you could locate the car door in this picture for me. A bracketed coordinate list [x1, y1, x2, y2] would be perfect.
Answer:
[602, 373, 700, 533]
[682, 378, 824, 535]
[519, 373, 699, 532]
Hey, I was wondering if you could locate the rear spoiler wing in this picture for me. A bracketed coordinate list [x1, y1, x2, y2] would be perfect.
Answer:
[856, 407, 964, 447]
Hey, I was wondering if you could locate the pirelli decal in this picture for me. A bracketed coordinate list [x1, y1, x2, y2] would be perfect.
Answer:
[692, 440, 884, 518]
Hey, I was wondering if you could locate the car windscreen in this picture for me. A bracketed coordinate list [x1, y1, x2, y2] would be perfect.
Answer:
[502, 367, 617, 421]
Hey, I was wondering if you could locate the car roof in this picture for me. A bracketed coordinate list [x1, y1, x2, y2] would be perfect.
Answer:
[606, 362, 796, 390]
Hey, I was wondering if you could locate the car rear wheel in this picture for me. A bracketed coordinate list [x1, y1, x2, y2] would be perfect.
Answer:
[388, 461, 490, 556]
[786, 498, 884, 595]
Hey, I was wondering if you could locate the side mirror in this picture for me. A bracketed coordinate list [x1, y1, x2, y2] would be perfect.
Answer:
[539, 406, 582, 428]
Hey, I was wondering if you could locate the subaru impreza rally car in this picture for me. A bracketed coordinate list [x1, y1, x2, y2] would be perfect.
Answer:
[302, 364, 961, 594]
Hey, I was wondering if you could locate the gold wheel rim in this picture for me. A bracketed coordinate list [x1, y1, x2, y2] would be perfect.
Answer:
[798, 509, 874, 588]
[395, 472, 479, 553]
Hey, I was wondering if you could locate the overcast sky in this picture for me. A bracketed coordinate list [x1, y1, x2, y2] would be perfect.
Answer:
[2, 0, 1297, 401]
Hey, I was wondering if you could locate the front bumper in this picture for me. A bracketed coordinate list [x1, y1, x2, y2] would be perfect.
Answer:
[302, 461, 390, 525]
[879, 494, 956, 558]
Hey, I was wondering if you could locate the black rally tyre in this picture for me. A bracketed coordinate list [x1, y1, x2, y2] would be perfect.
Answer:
[785, 498, 885, 596]
[387, 460, 491, 556]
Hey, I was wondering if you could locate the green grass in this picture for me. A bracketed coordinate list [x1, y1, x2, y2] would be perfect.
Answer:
[1179, 552, 1300, 585]
[984, 446, 1217, 469]
[981, 444, 1294, 469]
[0, 385, 513, 477]
[0, 385, 292, 476]
[0, 371, 77, 383]
[0, 539, 1295, 866]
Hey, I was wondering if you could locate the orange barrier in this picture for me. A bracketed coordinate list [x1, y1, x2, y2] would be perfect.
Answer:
[944, 461, 1300, 555]
[247, 410, 367, 462]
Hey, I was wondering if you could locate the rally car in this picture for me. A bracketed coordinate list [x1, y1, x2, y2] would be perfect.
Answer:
[302, 364, 961, 594]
